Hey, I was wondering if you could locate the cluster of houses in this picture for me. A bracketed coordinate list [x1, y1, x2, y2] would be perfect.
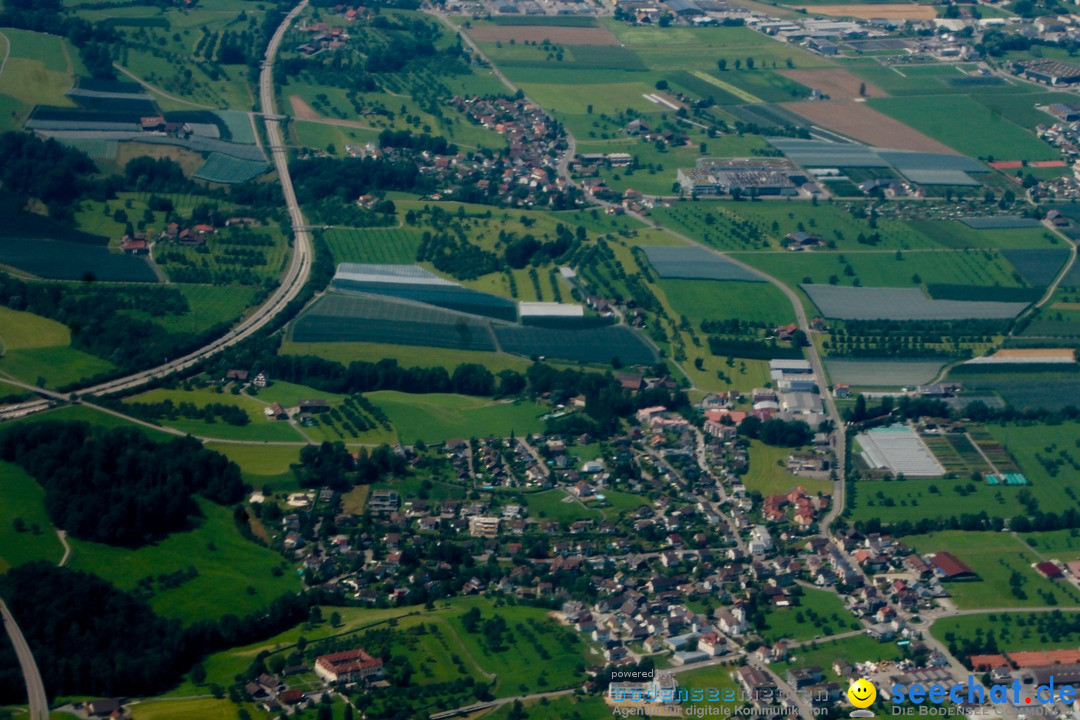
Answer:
[448, 95, 579, 208]
[295, 21, 349, 56]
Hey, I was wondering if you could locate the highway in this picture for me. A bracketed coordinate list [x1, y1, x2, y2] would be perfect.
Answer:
[0, 5, 313, 717]
[1, 598, 47, 720]
[0, 0, 313, 421]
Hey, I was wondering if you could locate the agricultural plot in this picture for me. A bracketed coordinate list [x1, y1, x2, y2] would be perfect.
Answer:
[0, 237, 158, 282]
[922, 436, 971, 476]
[779, 68, 888, 98]
[782, 100, 959, 154]
[323, 226, 423, 264]
[745, 248, 1022, 295]
[760, 587, 861, 642]
[801, 285, 1029, 320]
[909, 220, 1059, 249]
[641, 245, 762, 282]
[67, 498, 301, 624]
[932, 611, 1080, 657]
[824, 358, 946, 387]
[727, 200, 941, 249]
[847, 62, 1028, 97]
[494, 324, 658, 365]
[658, 279, 795, 326]
[1001, 248, 1071, 287]
[952, 373, 1080, 412]
[868, 95, 1058, 160]
[467, 25, 619, 45]
[291, 293, 498, 351]
[193, 153, 271, 184]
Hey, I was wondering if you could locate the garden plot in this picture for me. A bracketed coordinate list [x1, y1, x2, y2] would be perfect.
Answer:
[642, 245, 763, 282]
[801, 285, 1029, 320]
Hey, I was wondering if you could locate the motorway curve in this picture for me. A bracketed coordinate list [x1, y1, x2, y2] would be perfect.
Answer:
[0, 4, 313, 716]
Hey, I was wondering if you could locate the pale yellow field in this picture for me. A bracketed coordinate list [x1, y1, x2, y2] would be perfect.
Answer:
[993, 348, 1076, 359]
[795, 3, 937, 19]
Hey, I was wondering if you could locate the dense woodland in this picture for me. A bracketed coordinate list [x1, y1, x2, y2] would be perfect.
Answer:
[0, 563, 315, 702]
[0, 422, 244, 546]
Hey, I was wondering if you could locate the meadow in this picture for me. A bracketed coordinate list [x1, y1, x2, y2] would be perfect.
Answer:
[367, 391, 548, 444]
[278, 340, 533, 374]
[0, 462, 64, 571]
[932, 611, 1080, 655]
[760, 586, 862, 642]
[66, 498, 301, 624]
[773, 635, 904, 682]
[124, 386, 310, 442]
[744, 440, 832, 497]
[904, 531, 1080, 610]
[0, 307, 115, 389]
[0, 29, 82, 130]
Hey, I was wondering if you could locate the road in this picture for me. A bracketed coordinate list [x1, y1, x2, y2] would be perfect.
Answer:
[0, 0, 314, 424]
[0, 598, 48, 720]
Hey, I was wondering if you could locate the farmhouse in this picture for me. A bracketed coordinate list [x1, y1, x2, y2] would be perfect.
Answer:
[927, 551, 977, 581]
[1035, 561, 1063, 579]
[298, 399, 330, 413]
[314, 648, 384, 683]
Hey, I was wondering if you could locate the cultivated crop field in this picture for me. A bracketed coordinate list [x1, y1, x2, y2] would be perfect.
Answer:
[323, 226, 423, 265]
[0, 307, 115, 389]
[824, 358, 946, 386]
[658, 279, 795, 326]
[1001, 248, 1071, 286]
[782, 99, 959, 153]
[0, 237, 159, 282]
[779, 68, 888, 98]
[800, 285, 1029, 320]
[467, 25, 619, 45]
[868, 95, 1058, 160]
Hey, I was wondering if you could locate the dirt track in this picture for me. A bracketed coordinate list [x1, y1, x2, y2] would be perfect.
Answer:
[289, 94, 320, 120]
[781, 99, 960, 153]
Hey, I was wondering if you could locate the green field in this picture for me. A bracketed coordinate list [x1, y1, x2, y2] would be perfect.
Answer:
[0, 29, 81, 129]
[868, 95, 1058, 160]
[525, 489, 602, 523]
[131, 698, 247, 720]
[0, 461, 64, 571]
[907, 220, 1059, 250]
[932, 611, 1080, 656]
[368, 391, 548, 444]
[0, 328, 115, 391]
[744, 440, 831, 497]
[905, 531, 1080, 609]
[67, 498, 301, 624]
[760, 586, 861, 642]
[173, 596, 593, 699]
[124, 386, 309, 442]
[323, 226, 424, 264]
[773, 635, 904, 682]
[657, 278, 796, 326]
[742, 248, 1023, 293]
